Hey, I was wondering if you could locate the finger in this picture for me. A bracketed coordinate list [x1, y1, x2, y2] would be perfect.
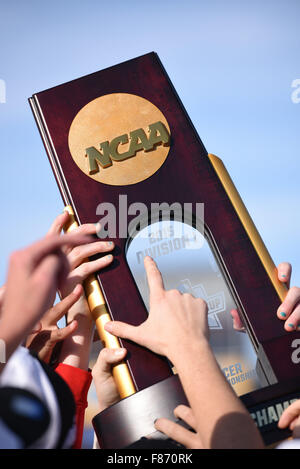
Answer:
[69, 254, 114, 281]
[104, 320, 141, 344]
[30, 254, 67, 313]
[68, 241, 115, 270]
[278, 400, 300, 429]
[94, 348, 127, 375]
[277, 262, 292, 288]
[47, 284, 83, 324]
[230, 309, 246, 332]
[154, 418, 200, 449]
[284, 303, 300, 331]
[62, 223, 98, 255]
[27, 233, 93, 270]
[64, 223, 98, 237]
[289, 417, 300, 439]
[174, 405, 197, 430]
[277, 286, 300, 323]
[49, 320, 78, 343]
[289, 417, 300, 431]
[144, 256, 165, 302]
[47, 211, 69, 236]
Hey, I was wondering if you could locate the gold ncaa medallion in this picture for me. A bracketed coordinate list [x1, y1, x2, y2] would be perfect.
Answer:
[68, 93, 171, 186]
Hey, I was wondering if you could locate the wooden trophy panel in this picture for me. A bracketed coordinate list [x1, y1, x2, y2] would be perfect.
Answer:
[30, 52, 298, 394]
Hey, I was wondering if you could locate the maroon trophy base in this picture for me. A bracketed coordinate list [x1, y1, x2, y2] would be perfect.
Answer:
[92, 375, 300, 449]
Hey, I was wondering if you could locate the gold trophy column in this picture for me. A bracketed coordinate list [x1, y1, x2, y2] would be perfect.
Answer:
[64, 205, 136, 399]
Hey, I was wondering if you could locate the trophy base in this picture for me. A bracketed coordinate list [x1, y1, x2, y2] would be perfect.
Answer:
[92, 374, 188, 449]
[92, 373, 300, 449]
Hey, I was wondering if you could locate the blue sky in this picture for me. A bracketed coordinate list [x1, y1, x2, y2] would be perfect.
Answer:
[0, 0, 299, 290]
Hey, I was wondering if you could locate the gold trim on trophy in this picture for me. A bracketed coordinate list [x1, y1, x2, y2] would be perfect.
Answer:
[63, 205, 137, 399]
[208, 154, 287, 302]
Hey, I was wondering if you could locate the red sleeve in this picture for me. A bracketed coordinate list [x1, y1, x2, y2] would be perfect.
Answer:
[55, 363, 92, 449]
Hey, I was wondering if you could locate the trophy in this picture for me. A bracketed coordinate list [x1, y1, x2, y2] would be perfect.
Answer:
[29, 53, 300, 447]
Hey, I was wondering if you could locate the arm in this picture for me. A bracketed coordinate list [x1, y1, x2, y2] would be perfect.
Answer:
[104, 256, 264, 449]
[0, 231, 91, 374]
[45, 212, 115, 448]
[46, 211, 114, 371]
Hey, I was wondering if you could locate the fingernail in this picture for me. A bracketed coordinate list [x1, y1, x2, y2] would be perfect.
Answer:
[281, 275, 286, 278]
[106, 254, 113, 260]
[280, 312, 287, 318]
[108, 241, 113, 245]
[114, 349, 125, 356]
[288, 323, 295, 329]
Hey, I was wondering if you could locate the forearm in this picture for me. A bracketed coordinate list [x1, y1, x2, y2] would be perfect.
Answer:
[58, 314, 94, 370]
[168, 339, 263, 449]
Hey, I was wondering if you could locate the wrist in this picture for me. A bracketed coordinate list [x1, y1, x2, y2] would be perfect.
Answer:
[166, 334, 210, 368]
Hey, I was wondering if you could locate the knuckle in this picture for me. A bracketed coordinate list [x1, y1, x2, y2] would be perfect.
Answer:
[98, 347, 111, 363]
[196, 297, 207, 308]
[168, 289, 181, 297]
[182, 292, 193, 299]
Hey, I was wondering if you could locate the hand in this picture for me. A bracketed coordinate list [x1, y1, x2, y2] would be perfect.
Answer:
[104, 256, 208, 362]
[276, 263, 300, 331]
[230, 309, 246, 332]
[155, 405, 203, 449]
[230, 262, 299, 333]
[278, 399, 300, 438]
[47, 212, 114, 321]
[0, 232, 91, 363]
[46, 212, 115, 370]
[26, 284, 83, 364]
[47, 212, 114, 299]
[92, 347, 127, 412]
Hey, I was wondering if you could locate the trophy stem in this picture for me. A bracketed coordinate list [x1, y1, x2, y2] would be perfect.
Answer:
[63, 205, 136, 399]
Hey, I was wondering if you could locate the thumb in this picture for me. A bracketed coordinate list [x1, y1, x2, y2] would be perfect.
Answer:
[94, 348, 127, 375]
